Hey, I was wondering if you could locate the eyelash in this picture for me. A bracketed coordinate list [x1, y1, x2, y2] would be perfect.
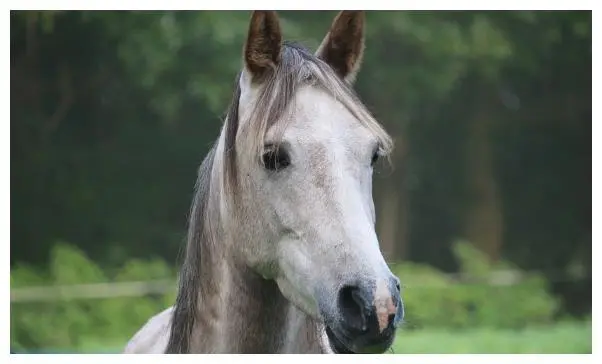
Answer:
[371, 150, 380, 166]
[262, 148, 291, 171]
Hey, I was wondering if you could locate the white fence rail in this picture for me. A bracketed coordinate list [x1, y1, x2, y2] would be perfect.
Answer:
[10, 269, 588, 303]
[10, 279, 176, 303]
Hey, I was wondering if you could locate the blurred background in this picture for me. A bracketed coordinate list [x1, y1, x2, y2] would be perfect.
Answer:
[10, 10, 591, 354]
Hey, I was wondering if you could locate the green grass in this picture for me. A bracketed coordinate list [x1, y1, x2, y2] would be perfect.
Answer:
[14, 321, 592, 354]
[392, 321, 592, 354]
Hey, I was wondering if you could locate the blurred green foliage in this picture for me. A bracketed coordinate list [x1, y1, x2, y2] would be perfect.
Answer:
[11, 242, 561, 351]
[11, 244, 176, 352]
[391, 241, 558, 330]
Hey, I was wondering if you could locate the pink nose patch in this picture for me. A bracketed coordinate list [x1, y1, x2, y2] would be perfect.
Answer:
[373, 280, 397, 333]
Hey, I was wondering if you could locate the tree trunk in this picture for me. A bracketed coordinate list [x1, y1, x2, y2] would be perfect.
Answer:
[377, 134, 409, 263]
[464, 98, 504, 263]
[378, 182, 399, 262]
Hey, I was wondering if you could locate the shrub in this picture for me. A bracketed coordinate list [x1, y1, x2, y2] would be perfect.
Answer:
[390, 241, 559, 330]
[10, 241, 560, 351]
[10, 243, 176, 352]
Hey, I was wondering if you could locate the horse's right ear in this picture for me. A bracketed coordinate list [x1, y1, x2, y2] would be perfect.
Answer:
[243, 11, 283, 82]
[315, 11, 365, 84]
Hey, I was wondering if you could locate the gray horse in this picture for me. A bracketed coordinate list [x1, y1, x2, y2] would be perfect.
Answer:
[124, 10, 404, 354]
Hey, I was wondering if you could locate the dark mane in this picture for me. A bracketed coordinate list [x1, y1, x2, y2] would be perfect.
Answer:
[165, 142, 217, 353]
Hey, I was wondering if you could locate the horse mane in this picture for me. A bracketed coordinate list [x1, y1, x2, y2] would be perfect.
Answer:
[165, 142, 216, 353]
[165, 40, 392, 354]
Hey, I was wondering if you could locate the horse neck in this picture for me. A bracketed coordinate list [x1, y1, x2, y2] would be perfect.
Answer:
[191, 246, 323, 353]
[186, 140, 325, 353]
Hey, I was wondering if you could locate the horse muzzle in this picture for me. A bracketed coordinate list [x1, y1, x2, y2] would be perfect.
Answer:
[322, 276, 404, 354]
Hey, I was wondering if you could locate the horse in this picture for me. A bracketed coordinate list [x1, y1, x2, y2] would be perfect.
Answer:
[124, 10, 404, 354]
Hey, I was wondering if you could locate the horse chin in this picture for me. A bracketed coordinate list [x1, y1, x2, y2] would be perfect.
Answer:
[325, 325, 396, 354]
[325, 326, 356, 354]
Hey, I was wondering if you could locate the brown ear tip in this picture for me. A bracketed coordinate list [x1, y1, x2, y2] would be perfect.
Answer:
[333, 10, 365, 28]
[339, 10, 365, 17]
[251, 10, 279, 19]
[249, 10, 282, 31]
[250, 11, 263, 21]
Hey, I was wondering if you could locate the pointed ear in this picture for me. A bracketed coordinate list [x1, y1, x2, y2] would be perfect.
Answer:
[243, 11, 283, 82]
[315, 11, 365, 83]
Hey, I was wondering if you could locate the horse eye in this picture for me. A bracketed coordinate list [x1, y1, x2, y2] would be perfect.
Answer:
[262, 148, 291, 171]
[371, 150, 380, 166]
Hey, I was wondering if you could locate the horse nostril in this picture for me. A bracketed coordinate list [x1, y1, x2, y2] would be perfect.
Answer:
[388, 312, 396, 326]
[338, 285, 368, 333]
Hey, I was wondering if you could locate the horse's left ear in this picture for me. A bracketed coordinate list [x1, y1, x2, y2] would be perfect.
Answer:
[244, 11, 283, 82]
[315, 11, 365, 84]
